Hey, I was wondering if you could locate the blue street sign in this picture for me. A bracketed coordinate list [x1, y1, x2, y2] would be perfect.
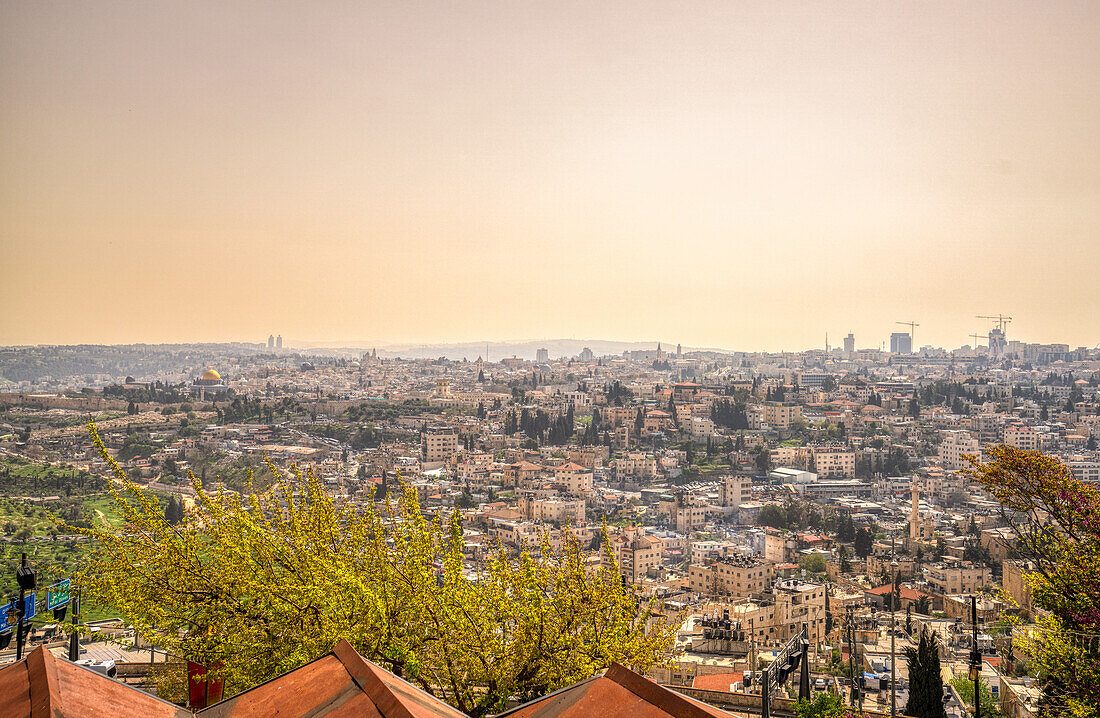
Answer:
[0, 595, 36, 629]
[47, 580, 71, 610]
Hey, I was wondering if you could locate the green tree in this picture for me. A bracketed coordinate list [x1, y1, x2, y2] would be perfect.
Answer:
[755, 447, 771, 474]
[794, 693, 848, 718]
[950, 675, 1002, 718]
[963, 446, 1100, 716]
[903, 627, 947, 718]
[799, 553, 827, 574]
[837, 544, 852, 574]
[853, 527, 873, 558]
[66, 423, 675, 717]
[758, 504, 787, 530]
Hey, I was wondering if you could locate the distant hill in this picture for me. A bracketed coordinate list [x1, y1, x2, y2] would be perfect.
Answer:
[360, 339, 734, 361]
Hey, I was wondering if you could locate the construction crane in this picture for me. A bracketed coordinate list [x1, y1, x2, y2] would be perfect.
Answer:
[977, 314, 1012, 357]
[896, 321, 920, 347]
[977, 314, 1013, 333]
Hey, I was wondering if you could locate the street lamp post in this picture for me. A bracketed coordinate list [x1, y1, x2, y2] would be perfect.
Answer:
[14, 553, 37, 661]
[890, 558, 899, 718]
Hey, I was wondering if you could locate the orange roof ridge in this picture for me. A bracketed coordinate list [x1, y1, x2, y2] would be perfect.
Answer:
[1, 645, 191, 718]
[603, 664, 722, 718]
[26, 646, 62, 718]
[333, 639, 414, 718]
[331, 640, 468, 718]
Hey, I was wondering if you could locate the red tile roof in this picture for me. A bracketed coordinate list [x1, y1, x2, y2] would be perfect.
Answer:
[691, 672, 745, 692]
[496, 663, 735, 718]
[200, 639, 466, 718]
[0, 646, 191, 718]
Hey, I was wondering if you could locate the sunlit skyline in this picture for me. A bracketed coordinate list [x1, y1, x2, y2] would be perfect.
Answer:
[2, 1, 1098, 351]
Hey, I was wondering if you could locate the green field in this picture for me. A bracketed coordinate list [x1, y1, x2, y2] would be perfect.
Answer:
[0, 492, 129, 592]
[0, 463, 163, 627]
[0, 455, 111, 498]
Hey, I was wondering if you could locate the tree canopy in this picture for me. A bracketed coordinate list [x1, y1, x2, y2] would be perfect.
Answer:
[964, 445, 1100, 717]
[65, 423, 675, 716]
[903, 626, 946, 718]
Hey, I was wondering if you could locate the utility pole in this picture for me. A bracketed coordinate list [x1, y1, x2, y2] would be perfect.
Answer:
[68, 589, 81, 661]
[749, 618, 756, 687]
[761, 664, 770, 718]
[799, 622, 811, 701]
[847, 606, 861, 710]
[890, 558, 899, 718]
[971, 594, 981, 718]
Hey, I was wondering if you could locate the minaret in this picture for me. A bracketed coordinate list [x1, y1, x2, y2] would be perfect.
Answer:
[910, 483, 920, 541]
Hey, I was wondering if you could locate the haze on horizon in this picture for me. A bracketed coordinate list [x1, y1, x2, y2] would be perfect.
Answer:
[2, 1, 1098, 352]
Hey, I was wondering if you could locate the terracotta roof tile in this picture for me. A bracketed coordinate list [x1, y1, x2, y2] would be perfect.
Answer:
[495, 663, 735, 718]
[691, 673, 745, 692]
[200, 639, 465, 718]
[0, 646, 191, 718]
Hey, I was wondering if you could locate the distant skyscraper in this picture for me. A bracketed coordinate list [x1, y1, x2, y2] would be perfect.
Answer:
[676, 343, 682, 357]
[890, 332, 912, 354]
[579, 347, 594, 362]
[276, 334, 283, 349]
[843, 333, 855, 357]
[267, 334, 274, 349]
[536, 347, 549, 363]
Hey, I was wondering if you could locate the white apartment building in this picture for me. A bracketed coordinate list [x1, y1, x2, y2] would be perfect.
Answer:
[518, 496, 585, 524]
[689, 416, 717, 441]
[752, 402, 802, 430]
[564, 391, 592, 408]
[733, 579, 828, 644]
[926, 561, 992, 595]
[939, 430, 981, 470]
[687, 556, 774, 598]
[811, 446, 856, 478]
[607, 528, 663, 584]
[718, 475, 751, 509]
[659, 491, 709, 533]
[1068, 460, 1100, 484]
[421, 427, 458, 464]
[1004, 424, 1040, 451]
[554, 462, 594, 496]
[613, 453, 658, 481]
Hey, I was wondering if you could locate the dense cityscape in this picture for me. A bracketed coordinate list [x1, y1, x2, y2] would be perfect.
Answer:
[0, 325, 1097, 717]
[3, 1, 1097, 717]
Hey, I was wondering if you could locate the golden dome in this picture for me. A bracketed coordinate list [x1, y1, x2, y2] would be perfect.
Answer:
[201, 369, 221, 382]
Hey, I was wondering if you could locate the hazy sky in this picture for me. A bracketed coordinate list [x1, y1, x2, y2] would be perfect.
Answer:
[2, 2, 1098, 351]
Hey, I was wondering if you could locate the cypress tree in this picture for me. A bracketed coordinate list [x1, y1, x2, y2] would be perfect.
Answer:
[903, 627, 947, 718]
